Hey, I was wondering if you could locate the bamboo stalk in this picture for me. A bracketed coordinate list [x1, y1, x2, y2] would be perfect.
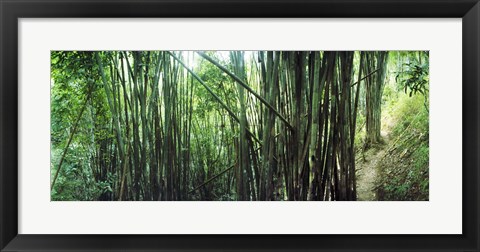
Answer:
[197, 52, 294, 131]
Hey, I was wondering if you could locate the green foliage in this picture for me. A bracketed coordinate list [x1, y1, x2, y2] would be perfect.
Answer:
[51, 51, 113, 201]
[376, 94, 429, 201]
[390, 94, 429, 136]
[51, 146, 101, 201]
[353, 114, 366, 148]
[195, 54, 237, 118]
[396, 61, 429, 97]
[395, 52, 429, 111]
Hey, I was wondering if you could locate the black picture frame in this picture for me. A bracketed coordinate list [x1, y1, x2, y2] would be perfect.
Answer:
[1, 0, 479, 251]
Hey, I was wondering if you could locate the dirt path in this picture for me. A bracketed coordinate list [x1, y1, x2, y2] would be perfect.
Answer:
[356, 130, 390, 201]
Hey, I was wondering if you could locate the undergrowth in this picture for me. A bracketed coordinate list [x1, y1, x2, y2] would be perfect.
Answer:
[375, 93, 429, 201]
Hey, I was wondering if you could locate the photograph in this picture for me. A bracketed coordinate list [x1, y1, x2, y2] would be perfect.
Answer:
[50, 50, 429, 201]
[2, 0, 477, 250]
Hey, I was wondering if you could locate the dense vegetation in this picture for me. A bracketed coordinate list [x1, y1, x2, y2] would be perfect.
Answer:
[375, 56, 429, 200]
[50, 51, 428, 201]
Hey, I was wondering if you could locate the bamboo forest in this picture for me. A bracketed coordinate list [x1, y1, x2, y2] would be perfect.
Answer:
[51, 51, 429, 201]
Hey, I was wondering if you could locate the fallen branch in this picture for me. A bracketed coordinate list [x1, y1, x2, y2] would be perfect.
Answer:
[188, 163, 236, 194]
[351, 68, 380, 87]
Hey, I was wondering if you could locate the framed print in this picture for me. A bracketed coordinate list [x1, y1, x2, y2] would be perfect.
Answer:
[1, 0, 479, 251]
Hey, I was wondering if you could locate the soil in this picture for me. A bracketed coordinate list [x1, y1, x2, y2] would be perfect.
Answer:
[356, 130, 390, 201]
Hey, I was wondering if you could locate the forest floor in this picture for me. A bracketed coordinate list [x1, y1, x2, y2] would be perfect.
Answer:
[356, 120, 394, 201]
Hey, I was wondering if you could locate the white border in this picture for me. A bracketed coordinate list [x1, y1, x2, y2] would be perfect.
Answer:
[19, 19, 462, 234]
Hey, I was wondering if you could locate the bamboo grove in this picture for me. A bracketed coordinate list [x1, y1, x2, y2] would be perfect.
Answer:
[50, 51, 426, 201]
